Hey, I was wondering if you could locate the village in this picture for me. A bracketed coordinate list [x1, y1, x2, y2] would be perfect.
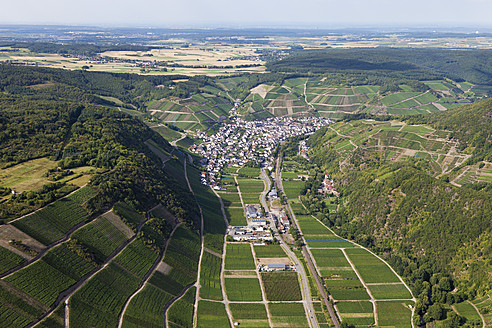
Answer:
[190, 116, 331, 188]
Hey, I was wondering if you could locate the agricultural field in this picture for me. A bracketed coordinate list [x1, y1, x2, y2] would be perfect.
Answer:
[167, 286, 196, 328]
[470, 295, 491, 326]
[199, 251, 223, 300]
[196, 300, 230, 328]
[269, 302, 309, 328]
[453, 301, 483, 326]
[225, 243, 255, 270]
[335, 301, 374, 326]
[282, 180, 306, 200]
[261, 272, 302, 301]
[345, 248, 401, 284]
[376, 301, 413, 328]
[121, 284, 172, 328]
[69, 262, 141, 327]
[229, 303, 269, 327]
[224, 277, 263, 301]
[12, 187, 96, 245]
[237, 178, 265, 204]
[0, 246, 26, 274]
[253, 244, 286, 258]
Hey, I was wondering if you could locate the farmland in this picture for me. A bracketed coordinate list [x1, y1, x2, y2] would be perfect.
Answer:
[376, 301, 413, 328]
[253, 244, 286, 258]
[167, 286, 196, 328]
[229, 303, 269, 327]
[199, 251, 223, 300]
[122, 284, 172, 328]
[196, 300, 230, 328]
[225, 243, 255, 270]
[11, 187, 96, 245]
[224, 277, 263, 301]
[269, 302, 309, 328]
[261, 272, 302, 301]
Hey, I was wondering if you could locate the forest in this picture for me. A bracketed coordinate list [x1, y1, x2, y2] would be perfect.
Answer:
[267, 48, 492, 86]
[301, 99, 492, 325]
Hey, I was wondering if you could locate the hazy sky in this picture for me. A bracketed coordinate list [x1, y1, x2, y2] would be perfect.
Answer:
[1, 0, 491, 27]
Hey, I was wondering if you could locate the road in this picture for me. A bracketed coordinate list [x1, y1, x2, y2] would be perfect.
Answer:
[273, 155, 340, 328]
[259, 168, 319, 328]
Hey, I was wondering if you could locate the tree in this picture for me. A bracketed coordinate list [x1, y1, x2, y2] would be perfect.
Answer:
[428, 303, 445, 320]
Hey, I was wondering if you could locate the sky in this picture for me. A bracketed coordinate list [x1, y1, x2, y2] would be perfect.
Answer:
[1, 0, 492, 28]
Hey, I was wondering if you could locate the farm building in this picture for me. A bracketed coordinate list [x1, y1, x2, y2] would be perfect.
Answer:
[267, 263, 286, 271]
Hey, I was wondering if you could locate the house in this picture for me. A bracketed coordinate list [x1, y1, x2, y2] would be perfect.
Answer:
[251, 218, 267, 226]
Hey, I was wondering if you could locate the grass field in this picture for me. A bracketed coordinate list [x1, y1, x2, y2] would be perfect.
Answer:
[0, 158, 58, 193]
[238, 167, 261, 178]
[297, 219, 333, 235]
[253, 244, 286, 258]
[261, 272, 302, 301]
[196, 300, 230, 328]
[199, 251, 223, 300]
[376, 301, 413, 328]
[225, 207, 247, 226]
[225, 243, 255, 270]
[269, 302, 309, 328]
[224, 277, 263, 301]
[345, 248, 400, 283]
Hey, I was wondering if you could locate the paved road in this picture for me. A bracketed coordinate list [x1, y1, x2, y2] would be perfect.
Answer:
[273, 155, 340, 328]
[259, 168, 319, 328]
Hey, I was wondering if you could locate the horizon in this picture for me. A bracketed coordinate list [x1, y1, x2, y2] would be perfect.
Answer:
[2, 0, 492, 29]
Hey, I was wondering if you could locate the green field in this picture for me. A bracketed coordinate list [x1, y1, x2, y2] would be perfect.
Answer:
[225, 207, 247, 226]
[345, 248, 401, 283]
[269, 302, 309, 328]
[453, 301, 483, 325]
[261, 272, 302, 301]
[70, 262, 141, 327]
[12, 187, 96, 245]
[310, 249, 350, 268]
[72, 214, 132, 263]
[253, 244, 286, 258]
[229, 302, 270, 327]
[199, 251, 223, 300]
[330, 288, 371, 301]
[0, 246, 26, 275]
[336, 300, 375, 326]
[297, 219, 333, 235]
[196, 300, 230, 328]
[167, 286, 196, 328]
[282, 180, 305, 199]
[306, 239, 355, 248]
[113, 238, 158, 279]
[367, 283, 412, 299]
[122, 284, 173, 328]
[376, 301, 413, 328]
[224, 277, 263, 301]
[238, 166, 261, 178]
[225, 243, 255, 270]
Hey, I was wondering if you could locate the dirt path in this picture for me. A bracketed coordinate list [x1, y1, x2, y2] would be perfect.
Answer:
[31, 210, 153, 328]
[118, 223, 181, 328]
[234, 176, 245, 208]
[468, 300, 486, 328]
[1, 209, 114, 279]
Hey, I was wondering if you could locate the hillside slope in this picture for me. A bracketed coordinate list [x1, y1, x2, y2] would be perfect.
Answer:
[303, 99, 491, 324]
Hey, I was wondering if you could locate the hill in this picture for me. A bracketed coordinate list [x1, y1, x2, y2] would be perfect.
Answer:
[302, 99, 491, 324]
